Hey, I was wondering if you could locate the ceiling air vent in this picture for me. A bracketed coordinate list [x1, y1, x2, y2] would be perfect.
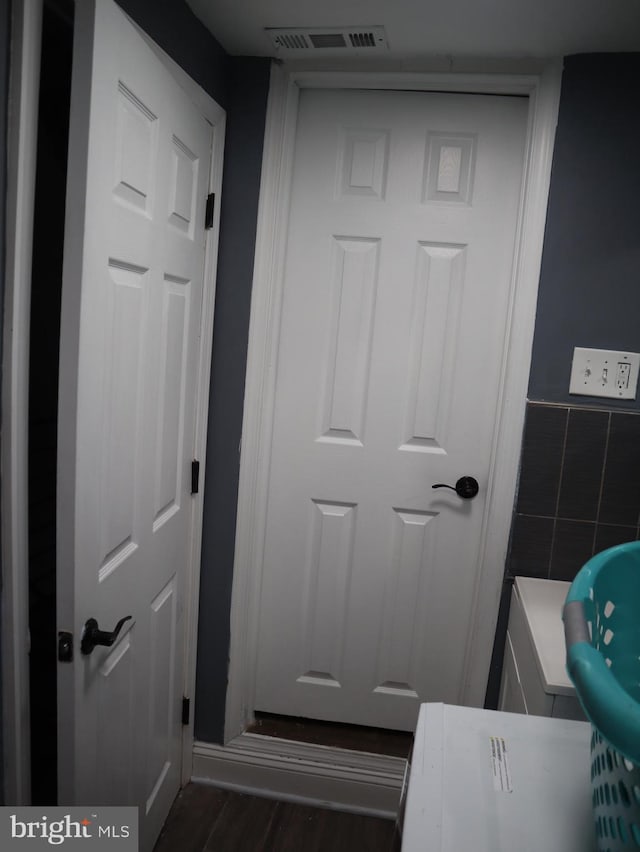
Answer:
[266, 26, 389, 55]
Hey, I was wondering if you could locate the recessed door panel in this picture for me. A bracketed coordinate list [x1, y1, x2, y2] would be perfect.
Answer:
[373, 509, 437, 698]
[424, 132, 476, 205]
[113, 83, 157, 215]
[96, 633, 136, 805]
[146, 577, 177, 815]
[400, 242, 467, 453]
[99, 260, 147, 579]
[168, 136, 198, 238]
[337, 129, 390, 200]
[153, 276, 190, 530]
[298, 500, 357, 686]
[319, 237, 379, 445]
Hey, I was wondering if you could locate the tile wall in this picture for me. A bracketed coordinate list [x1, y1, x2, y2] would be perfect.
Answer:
[509, 401, 640, 582]
[486, 400, 640, 707]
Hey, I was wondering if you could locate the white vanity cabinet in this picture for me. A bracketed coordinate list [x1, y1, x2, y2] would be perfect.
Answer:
[498, 576, 585, 721]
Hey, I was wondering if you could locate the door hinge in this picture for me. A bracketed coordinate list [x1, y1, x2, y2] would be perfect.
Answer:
[205, 193, 215, 230]
[191, 459, 200, 495]
[182, 696, 190, 726]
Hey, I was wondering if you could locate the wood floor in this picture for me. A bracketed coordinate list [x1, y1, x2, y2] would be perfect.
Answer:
[153, 784, 400, 852]
[249, 713, 413, 759]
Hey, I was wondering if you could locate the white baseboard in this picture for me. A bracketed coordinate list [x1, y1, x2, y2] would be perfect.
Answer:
[192, 733, 406, 819]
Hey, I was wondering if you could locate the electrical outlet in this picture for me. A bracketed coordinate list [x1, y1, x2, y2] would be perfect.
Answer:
[616, 362, 631, 390]
[569, 348, 640, 400]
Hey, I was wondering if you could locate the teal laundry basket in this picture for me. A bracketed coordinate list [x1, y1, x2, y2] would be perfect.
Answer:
[564, 541, 640, 851]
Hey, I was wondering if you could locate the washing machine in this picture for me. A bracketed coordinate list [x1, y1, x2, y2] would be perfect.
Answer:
[401, 703, 595, 851]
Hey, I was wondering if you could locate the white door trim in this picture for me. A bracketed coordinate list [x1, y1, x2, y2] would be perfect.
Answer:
[181, 109, 226, 786]
[225, 62, 562, 742]
[192, 733, 405, 819]
[1, 0, 225, 802]
[1, 0, 42, 805]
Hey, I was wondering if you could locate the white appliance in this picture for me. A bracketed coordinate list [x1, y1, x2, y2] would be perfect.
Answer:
[401, 703, 595, 851]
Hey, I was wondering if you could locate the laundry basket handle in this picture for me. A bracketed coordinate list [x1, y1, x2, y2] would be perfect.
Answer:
[563, 600, 590, 649]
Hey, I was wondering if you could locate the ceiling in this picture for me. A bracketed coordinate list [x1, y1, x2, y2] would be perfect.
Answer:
[186, 0, 640, 59]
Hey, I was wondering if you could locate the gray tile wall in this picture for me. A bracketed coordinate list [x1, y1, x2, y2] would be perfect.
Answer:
[509, 401, 640, 582]
[485, 399, 640, 708]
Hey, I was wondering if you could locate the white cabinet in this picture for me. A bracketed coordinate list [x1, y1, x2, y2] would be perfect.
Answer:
[498, 577, 585, 720]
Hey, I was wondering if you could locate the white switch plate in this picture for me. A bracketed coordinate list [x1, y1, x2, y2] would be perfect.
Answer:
[569, 347, 640, 399]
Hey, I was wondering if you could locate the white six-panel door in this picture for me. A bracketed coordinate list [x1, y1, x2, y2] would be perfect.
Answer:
[255, 88, 528, 731]
[57, 2, 218, 848]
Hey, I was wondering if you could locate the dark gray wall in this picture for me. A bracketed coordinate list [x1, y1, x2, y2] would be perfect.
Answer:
[195, 57, 271, 744]
[0, 0, 10, 804]
[528, 53, 640, 409]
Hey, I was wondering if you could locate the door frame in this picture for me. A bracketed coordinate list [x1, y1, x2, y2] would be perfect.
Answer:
[1, 0, 226, 802]
[1, 0, 42, 805]
[225, 62, 562, 742]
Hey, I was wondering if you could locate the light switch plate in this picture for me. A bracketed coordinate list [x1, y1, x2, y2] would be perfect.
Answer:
[569, 347, 640, 399]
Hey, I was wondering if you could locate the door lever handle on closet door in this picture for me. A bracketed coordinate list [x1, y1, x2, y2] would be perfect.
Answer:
[81, 615, 132, 655]
[432, 476, 479, 500]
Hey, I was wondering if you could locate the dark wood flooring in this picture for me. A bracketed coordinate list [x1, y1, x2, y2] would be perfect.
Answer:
[248, 713, 413, 759]
[153, 784, 400, 852]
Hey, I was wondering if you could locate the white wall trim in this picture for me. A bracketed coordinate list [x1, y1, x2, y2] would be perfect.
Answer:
[461, 61, 563, 703]
[280, 68, 548, 95]
[192, 733, 404, 818]
[224, 62, 301, 741]
[225, 62, 562, 741]
[1, 0, 43, 806]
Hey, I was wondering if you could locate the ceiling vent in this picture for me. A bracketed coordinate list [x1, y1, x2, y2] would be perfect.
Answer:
[265, 26, 389, 55]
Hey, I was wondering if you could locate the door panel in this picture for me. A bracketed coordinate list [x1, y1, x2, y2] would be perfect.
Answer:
[402, 242, 466, 452]
[300, 499, 356, 686]
[255, 89, 528, 730]
[153, 278, 190, 526]
[320, 237, 379, 445]
[375, 507, 435, 699]
[146, 576, 178, 816]
[98, 261, 146, 577]
[57, 1, 217, 847]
